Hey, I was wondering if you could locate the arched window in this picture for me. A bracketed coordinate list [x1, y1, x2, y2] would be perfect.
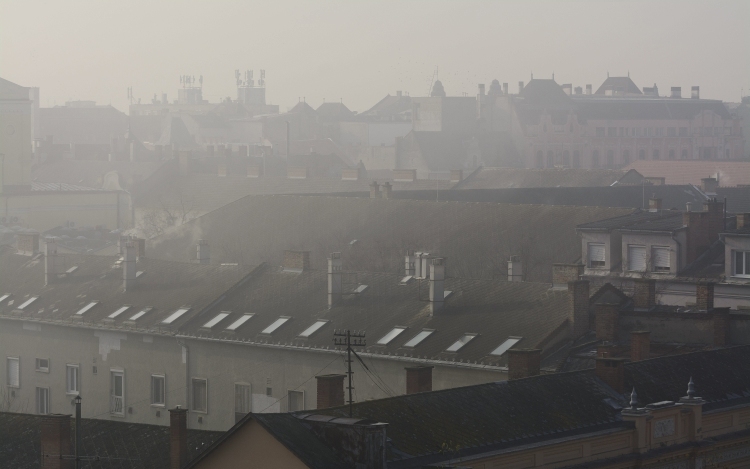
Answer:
[573, 151, 580, 168]
[638, 149, 646, 160]
[622, 150, 631, 166]
[653, 149, 660, 160]
[547, 151, 554, 168]
[592, 150, 600, 168]
[536, 150, 544, 168]
[562, 150, 570, 167]
[668, 149, 675, 160]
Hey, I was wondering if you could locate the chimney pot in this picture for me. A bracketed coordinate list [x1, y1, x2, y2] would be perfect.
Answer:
[595, 357, 626, 393]
[405, 366, 433, 394]
[586, 84, 593, 95]
[169, 407, 188, 469]
[700, 177, 718, 194]
[369, 181, 380, 198]
[671, 86, 682, 98]
[507, 349, 541, 380]
[691, 86, 700, 99]
[648, 197, 662, 212]
[316, 374, 346, 409]
[381, 182, 392, 199]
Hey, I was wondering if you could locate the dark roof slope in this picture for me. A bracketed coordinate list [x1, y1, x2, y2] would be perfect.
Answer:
[577, 98, 731, 121]
[520, 79, 573, 108]
[595, 76, 642, 95]
[0, 412, 221, 469]
[577, 209, 683, 232]
[457, 167, 627, 189]
[359, 93, 412, 121]
[315, 102, 354, 121]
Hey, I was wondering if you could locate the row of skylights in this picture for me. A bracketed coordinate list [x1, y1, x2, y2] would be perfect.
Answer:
[17, 296, 39, 310]
[377, 326, 407, 345]
[161, 307, 191, 325]
[403, 329, 434, 348]
[75, 301, 99, 316]
[446, 333, 477, 352]
[490, 337, 522, 356]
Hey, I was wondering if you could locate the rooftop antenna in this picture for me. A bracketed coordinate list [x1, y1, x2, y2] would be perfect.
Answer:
[333, 329, 366, 418]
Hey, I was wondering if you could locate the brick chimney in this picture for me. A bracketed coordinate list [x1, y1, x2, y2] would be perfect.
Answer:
[45, 239, 59, 286]
[507, 256, 522, 282]
[404, 250, 416, 277]
[568, 280, 591, 339]
[595, 358, 626, 393]
[369, 181, 380, 199]
[684, 199, 725, 264]
[595, 303, 620, 342]
[123, 241, 136, 291]
[197, 240, 210, 265]
[169, 407, 188, 469]
[41, 414, 72, 469]
[553, 264, 583, 288]
[630, 331, 651, 362]
[696, 282, 714, 311]
[328, 252, 342, 308]
[405, 366, 433, 394]
[316, 374, 345, 409]
[632, 278, 656, 310]
[17, 231, 40, 256]
[429, 258, 445, 315]
[701, 178, 718, 194]
[712, 307, 731, 346]
[648, 197, 662, 212]
[381, 182, 392, 199]
[507, 349, 541, 380]
[282, 250, 310, 272]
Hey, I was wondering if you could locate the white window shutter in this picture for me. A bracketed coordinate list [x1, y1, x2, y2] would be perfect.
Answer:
[628, 245, 647, 271]
[653, 247, 670, 269]
[588, 244, 606, 263]
[8, 358, 19, 387]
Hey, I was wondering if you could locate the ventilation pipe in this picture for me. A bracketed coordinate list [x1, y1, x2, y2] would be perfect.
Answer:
[328, 252, 342, 308]
[429, 258, 445, 314]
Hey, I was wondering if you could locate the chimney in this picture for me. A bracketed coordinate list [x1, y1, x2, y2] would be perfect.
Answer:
[507, 255, 522, 282]
[574, 86, 583, 95]
[595, 358, 626, 393]
[562, 84, 572, 95]
[686, 202, 692, 212]
[17, 231, 40, 256]
[328, 252, 342, 308]
[712, 307, 731, 346]
[553, 264, 584, 288]
[134, 238, 146, 260]
[691, 86, 700, 99]
[737, 213, 750, 229]
[45, 239, 59, 286]
[405, 366, 433, 394]
[507, 349, 541, 380]
[404, 250, 416, 277]
[586, 84, 593, 95]
[670, 87, 682, 98]
[568, 280, 591, 339]
[632, 278, 656, 310]
[450, 169, 463, 183]
[630, 331, 651, 362]
[41, 414, 72, 469]
[123, 241, 136, 291]
[414, 252, 423, 279]
[478, 83, 485, 96]
[396, 90, 402, 97]
[316, 374, 345, 409]
[197, 239, 210, 265]
[369, 181, 380, 199]
[169, 407, 188, 469]
[429, 258, 445, 314]
[420, 253, 432, 280]
[381, 182, 392, 199]
[502, 82, 509, 95]
[700, 177, 718, 194]
[282, 250, 310, 272]
[648, 197, 662, 212]
[696, 282, 714, 311]
[595, 303, 620, 342]
[518, 81, 524, 93]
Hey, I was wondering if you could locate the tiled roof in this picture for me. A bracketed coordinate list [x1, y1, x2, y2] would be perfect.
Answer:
[0, 412, 221, 469]
[716, 187, 750, 213]
[623, 160, 750, 187]
[456, 167, 627, 189]
[32, 160, 165, 192]
[149, 195, 632, 282]
[30, 182, 100, 192]
[358, 94, 412, 121]
[577, 209, 684, 232]
[595, 76, 642, 95]
[315, 102, 354, 121]
[0, 252, 254, 331]
[576, 98, 731, 121]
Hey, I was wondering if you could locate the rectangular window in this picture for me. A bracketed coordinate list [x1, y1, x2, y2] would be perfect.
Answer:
[652, 247, 671, 272]
[66, 365, 79, 394]
[235, 383, 251, 422]
[298, 320, 329, 338]
[110, 371, 124, 415]
[288, 390, 304, 412]
[261, 317, 290, 335]
[162, 307, 191, 325]
[266, 387, 273, 397]
[627, 245, 647, 272]
[7, 357, 19, 387]
[490, 337, 522, 356]
[36, 387, 49, 415]
[17, 296, 39, 310]
[75, 301, 99, 316]
[192, 378, 207, 413]
[35, 358, 50, 373]
[588, 243, 606, 268]
[128, 307, 152, 321]
[446, 333, 477, 352]
[403, 329, 435, 348]
[108, 305, 131, 319]
[151, 375, 165, 406]
[226, 314, 254, 331]
[0, 294, 10, 304]
[377, 326, 407, 345]
[734, 251, 750, 277]
[202, 312, 229, 329]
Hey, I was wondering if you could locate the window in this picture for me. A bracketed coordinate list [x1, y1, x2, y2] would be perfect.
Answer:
[490, 337, 522, 356]
[151, 375, 165, 406]
[7, 357, 19, 387]
[627, 245, 647, 272]
[235, 384, 251, 422]
[572, 151, 580, 168]
[546, 151, 554, 168]
[606, 150, 614, 167]
[446, 334, 477, 352]
[202, 312, 229, 329]
[75, 301, 99, 316]
[403, 329, 434, 348]
[162, 307, 191, 325]
[591, 150, 600, 168]
[652, 247, 670, 272]
[110, 371, 124, 415]
[266, 387, 273, 397]
[192, 378, 207, 413]
[17, 296, 39, 310]
[0, 294, 11, 304]
[36, 387, 49, 414]
[261, 317, 290, 335]
[288, 390, 304, 412]
[667, 127, 676, 137]
[679, 127, 688, 137]
[226, 314, 254, 331]
[108, 305, 131, 319]
[299, 320, 329, 338]
[588, 243, 606, 268]
[655, 127, 664, 137]
[734, 251, 750, 277]
[66, 365, 79, 394]
[35, 358, 49, 373]
[377, 326, 407, 345]
[596, 127, 605, 137]
[128, 307, 152, 321]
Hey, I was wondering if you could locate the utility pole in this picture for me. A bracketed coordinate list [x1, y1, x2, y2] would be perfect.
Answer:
[75, 394, 81, 469]
[333, 329, 366, 417]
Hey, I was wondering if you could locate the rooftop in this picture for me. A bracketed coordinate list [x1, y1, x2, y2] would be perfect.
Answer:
[623, 160, 750, 187]
[455, 167, 629, 189]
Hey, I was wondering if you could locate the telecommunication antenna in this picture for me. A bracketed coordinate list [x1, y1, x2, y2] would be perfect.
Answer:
[333, 329, 366, 417]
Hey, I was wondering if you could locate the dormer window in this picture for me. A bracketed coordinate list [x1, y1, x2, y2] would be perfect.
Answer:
[588, 244, 606, 268]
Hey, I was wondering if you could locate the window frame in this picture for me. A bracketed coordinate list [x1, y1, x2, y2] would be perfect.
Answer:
[733, 250, 750, 278]
[288, 390, 305, 412]
[66, 364, 80, 395]
[110, 369, 125, 416]
[446, 333, 478, 353]
[587, 243, 606, 268]
[627, 245, 647, 272]
[36, 387, 50, 415]
[6, 357, 20, 388]
[151, 374, 166, 407]
[652, 246, 671, 273]
[192, 378, 208, 413]
[377, 326, 407, 345]
[35, 358, 50, 373]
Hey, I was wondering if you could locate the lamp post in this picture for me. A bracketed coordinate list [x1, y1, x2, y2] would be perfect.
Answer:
[74, 394, 82, 469]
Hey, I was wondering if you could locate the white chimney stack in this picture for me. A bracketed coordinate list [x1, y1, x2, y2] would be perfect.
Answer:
[328, 252, 342, 308]
[420, 253, 432, 280]
[197, 240, 210, 265]
[508, 256, 522, 282]
[45, 239, 59, 286]
[123, 241, 136, 291]
[414, 252, 423, 278]
[429, 258, 445, 315]
[404, 250, 416, 277]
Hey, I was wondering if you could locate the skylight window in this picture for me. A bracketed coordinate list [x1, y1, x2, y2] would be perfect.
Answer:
[65, 266, 78, 274]
[17, 296, 39, 310]
[225, 314, 254, 331]
[446, 333, 477, 352]
[0, 294, 10, 304]
[75, 301, 99, 316]
[490, 337, 522, 356]
[129, 307, 153, 321]
[399, 276, 414, 285]
[403, 329, 434, 348]
[299, 320, 329, 338]
[261, 317, 290, 334]
[202, 312, 229, 329]
[108, 305, 131, 319]
[162, 307, 191, 325]
[352, 285, 368, 294]
[377, 326, 407, 345]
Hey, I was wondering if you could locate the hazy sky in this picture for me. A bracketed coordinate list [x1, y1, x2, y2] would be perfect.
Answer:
[2, 0, 748, 113]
